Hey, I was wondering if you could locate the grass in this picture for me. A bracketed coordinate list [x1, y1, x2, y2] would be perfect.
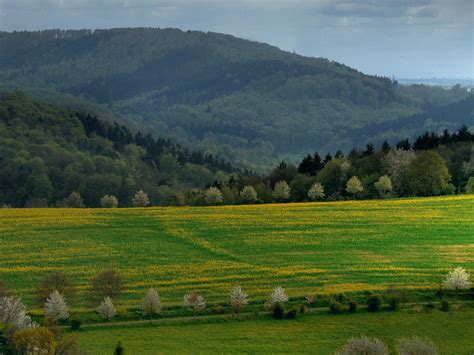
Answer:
[75, 307, 474, 354]
[0, 195, 473, 310]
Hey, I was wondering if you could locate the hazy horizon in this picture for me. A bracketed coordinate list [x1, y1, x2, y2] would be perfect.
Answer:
[0, 0, 472, 79]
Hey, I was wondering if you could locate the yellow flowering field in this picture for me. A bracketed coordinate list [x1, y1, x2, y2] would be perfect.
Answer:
[0, 195, 473, 308]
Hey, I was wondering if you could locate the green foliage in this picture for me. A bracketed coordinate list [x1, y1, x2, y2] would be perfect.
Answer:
[329, 299, 345, 314]
[285, 307, 298, 319]
[272, 303, 285, 319]
[366, 295, 382, 312]
[407, 151, 451, 196]
[440, 300, 450, 312]
[0, 92, 234, 207]
[1, 29, 470, 167]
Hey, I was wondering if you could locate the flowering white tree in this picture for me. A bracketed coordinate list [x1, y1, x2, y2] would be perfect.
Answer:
[240, 186, 258, 203]
[100, 194, 118, 208]
[132, 190, 150, 207]
[338, 336, 388, 355]
[396, 337, 438, 355]
[445, 267, 471, 290]
[270, 286, 289, 306]
[97, 297, 116, 320]
[308, 182, 325, 200]
[0, 297, 35, 336]
[204, 187, 223, 205]
[273, 181, 290, 201]
[229, 286, 248, 314]
[346, 176, 364, 195]
[44, 290, 69, 321]
[142, 288, 162, 317]
[374, 175, 393, 197]
[183, 292, 206, 312]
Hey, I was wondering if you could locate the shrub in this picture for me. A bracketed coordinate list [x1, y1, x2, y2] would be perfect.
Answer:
[211, 305, 226, 315]
[337, 336, 388, 355]
[204, 187, 223, 205]
[229, 285, 248, 314]
[35, 272, 76, 306]
[299, 304, 308, 314]
[70, 319, 81, 331]
[329, 299, 344, 314]
[272, 303, 285, 319]
[90, 269, 124, 304]
[183, 292, 206, 313]
[367, 295, 382, 312]
[62, 192, 85, 208]
[286, 308, 298, 319]
[348, 300, 358, 313]
[308, 182, 325, 200]
[114, 341, 124, 355]
[240, 186, 258, 203]
[269, 286, 289, 306]
[346, 176, 364, 196]
[131, 190, 150, 207]
[445, 267, 471, 290]
[13, 327, 56, 355]
[100, 194, 118, 208]
[44, 290, 69, 321]
[141, 288, 161, 318]
[440, 299, 450, 312]
[386, 295, 401, 311]
[374, 175, 393, 197]
[272, 181, 290, 201]
[396, 336, 438, 355]
[97, 297, 116, 320]
[0, 297, 35, 333]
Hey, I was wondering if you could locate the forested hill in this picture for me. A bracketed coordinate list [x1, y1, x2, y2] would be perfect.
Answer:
[0, 91, 241, 207]
[0, 28, 470, 167]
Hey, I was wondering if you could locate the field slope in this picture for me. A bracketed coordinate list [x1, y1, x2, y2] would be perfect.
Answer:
[1, 195, 473, 308]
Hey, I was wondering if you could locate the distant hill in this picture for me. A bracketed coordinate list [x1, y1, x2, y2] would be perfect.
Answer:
[0, 28, 470, 168]
[0, 91, 239, 207]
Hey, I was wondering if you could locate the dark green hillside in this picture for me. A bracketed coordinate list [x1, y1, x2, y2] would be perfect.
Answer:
[0, 91, 240, 207]
[0, 28, 470, 167]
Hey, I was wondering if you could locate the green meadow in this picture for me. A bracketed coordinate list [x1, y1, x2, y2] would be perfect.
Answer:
[76, 308, 474, 354]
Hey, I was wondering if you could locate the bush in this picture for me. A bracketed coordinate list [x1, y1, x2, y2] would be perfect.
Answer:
[396, 336, 438, 355]
[272, 303, 285, 319]
[211, 305, 226, 315]
[440, 299, 450, 312]
[100, 195, 118, 208]
[240, 186, 258, 203]
[286, 308, 298, 319]
[386, 295, 401, 311]
[13, 327, 56, 355]
[329, 299, 344, 314]
[337, 336, 388, 355]
[299, 304, 308, 314]
[114, 341, 124, 355]
[35, 272, 76, 306]
[62, 192, 85, 208]
[131, 190, 150, 207]
[367, 295, 382, 312]
[204, 187, 223, 205]
[348, 300, 358, 313]
[70, 319, 81, 331]
[90, 269, 124, 303]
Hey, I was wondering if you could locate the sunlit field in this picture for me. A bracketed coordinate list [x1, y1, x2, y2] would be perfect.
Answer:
[1, 195, 472, 310]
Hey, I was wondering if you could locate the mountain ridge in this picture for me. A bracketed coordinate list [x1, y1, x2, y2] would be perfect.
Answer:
[0, 27, 470, 168]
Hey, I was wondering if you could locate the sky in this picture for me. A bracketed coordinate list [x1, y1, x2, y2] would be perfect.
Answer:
[0, 0, 472, 79]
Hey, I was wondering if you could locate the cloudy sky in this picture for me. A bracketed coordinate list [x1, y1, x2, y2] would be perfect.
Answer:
[0, 0, 472, 78]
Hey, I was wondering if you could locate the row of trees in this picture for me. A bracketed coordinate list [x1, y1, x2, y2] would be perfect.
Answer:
[0, 267, 471, 353]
